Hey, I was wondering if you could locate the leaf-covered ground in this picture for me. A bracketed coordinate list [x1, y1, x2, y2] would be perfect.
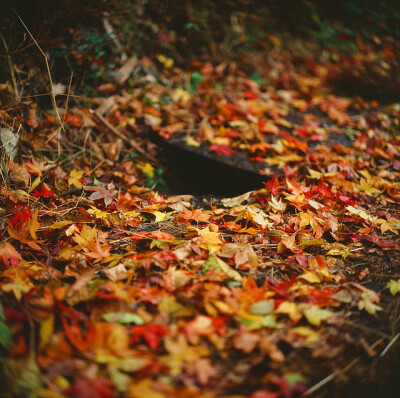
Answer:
[1, 29, 400, 398]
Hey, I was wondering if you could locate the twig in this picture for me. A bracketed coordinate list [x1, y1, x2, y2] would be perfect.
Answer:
[91, 109, 157, 163]
[303, 338, 384, 396]
[380, 332, 400, 357]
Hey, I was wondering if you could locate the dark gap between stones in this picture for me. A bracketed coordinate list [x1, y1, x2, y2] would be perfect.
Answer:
[149, 130, 270, 196]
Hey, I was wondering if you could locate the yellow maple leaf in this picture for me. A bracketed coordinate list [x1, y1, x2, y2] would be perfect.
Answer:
[2, 278, 32, 301]
[298, 271, 321, 284]
[290, 326, 320, 343]
[73, 225, 97, 248]
[301, 305, 333, 326]
[28, 210, 40, 240]
[358, 292, 383, 315]
[299, 212, 312, 228]
[276, 301, 302, 322]
[385, 279, 400, 296]
[185, 136, 200, 147]
[197, 226, 224, 253]
[345, 205, 377, 224]
[376, 219, 398, 235]
[137, 163, 155, 178]
[87, 206, 109, 219]
[357, 178, 380, 197]
[150, 211, 172, 222]
[68, 169, 84, 189]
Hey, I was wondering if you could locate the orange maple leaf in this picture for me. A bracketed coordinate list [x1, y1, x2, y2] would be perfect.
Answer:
[178, 208, 210, 223]
[83, 241, 111, 263]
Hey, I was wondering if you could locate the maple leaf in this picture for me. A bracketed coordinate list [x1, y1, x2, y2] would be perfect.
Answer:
[376, 218, 398, 235]
[25, 159, 45, 176]
[126, 380, 164, 398]
[307, 255, 333, 281]
[186, 357, 218, 386]
[196, 226, 224, 253]
[265, 153, 303, 168]
[87, 206, 110, 219]
[290, 326, 320, 343]
[150, 230, 175, 241]
[276, 301, 302, 323]
[0, 242, 23, 266]
[183, 315, 214, 344]
[65, 378, 116, 398]
[137, 162, 155, 177]
[149, 211, 172, 222]
[209, 144, 234, 156]
[301, 305, 333, 326]
[2, 277, 32, 301]
[73, 225, 97, 248]
[268, 195, 287, 212]
[357, 177, 380, 197]
[246, 206, 272, 229]
[87, 186, 117, 206]
[27, 210, 40, 240]
[345, 205, 377, 224]
[9, 209, 32, 226]
[31, 185, 55, 198]
[7, 221, 41, 251]
[68, 169, 84, 189]
[84, 241, 111, 263]
[131, 324, 169, 350]
[358, 292, 383, 315]
[178, 208, 210, 223]
[298, 271, 321, 284]
[278, 233, 297, 253]
[385, 279, 400, 296]
[265, 174, 283, 196]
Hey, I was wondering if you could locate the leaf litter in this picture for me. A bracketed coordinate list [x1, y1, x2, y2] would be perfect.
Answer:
[1, 40, 400, 398]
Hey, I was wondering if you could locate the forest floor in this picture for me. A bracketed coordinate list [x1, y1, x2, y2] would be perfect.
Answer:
[1, 11, 400, 398]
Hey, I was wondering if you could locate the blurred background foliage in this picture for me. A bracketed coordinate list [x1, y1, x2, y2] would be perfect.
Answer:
[1, 0, 400, 101]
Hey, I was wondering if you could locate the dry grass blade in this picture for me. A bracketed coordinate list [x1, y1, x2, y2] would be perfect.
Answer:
[379, 332, 400, 358]
[13, 9, 65, 136]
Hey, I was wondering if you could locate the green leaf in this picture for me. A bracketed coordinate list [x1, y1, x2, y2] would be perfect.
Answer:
[0, 303, 11, 352]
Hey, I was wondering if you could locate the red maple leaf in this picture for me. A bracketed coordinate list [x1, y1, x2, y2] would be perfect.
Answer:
[210, 144, 234, 156]
[9, 209, 32, 226]
[65, 378, 116, 398]
[31, 185, 55, 199]
[131, 324, 168, 350]
[265, 174, 283, 196]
